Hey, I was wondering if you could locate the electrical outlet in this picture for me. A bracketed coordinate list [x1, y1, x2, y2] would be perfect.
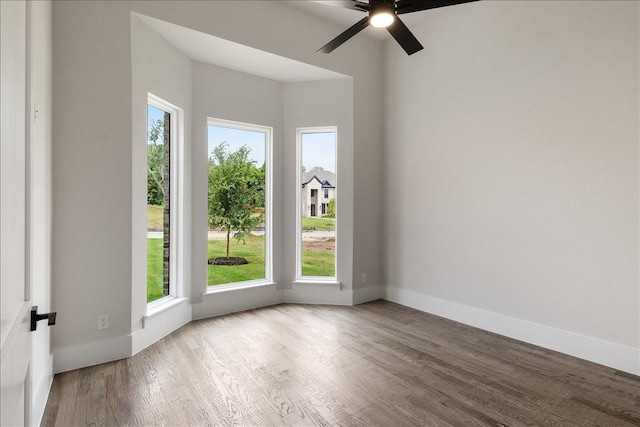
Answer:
[97, 314, 109, 330]
[361, 273, 366, 283]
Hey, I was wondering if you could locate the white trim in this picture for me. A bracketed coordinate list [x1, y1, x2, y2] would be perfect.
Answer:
[384, 286, 640, 375]
[206, 117, 273, 286]
[352, 285, 384, 305]
[32, 354, 53, 427]
[193, 283, 282, 320]
[207, 281, 276, 294]
[292, 280, 340, 287]
[145, 297, 188, 319]
[296, 127, 338, 282]
[146, 294, 175, 313]
[53, 335, 132, 374]
[133, 298, 191, 355]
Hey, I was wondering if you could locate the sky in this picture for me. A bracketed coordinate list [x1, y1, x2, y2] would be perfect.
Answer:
[208, 125, 266, 166]
[301, 132, 336, 173]
[149, 105, 336, 173]
[208, 126, 336, 173]
[147, 104, 165, 138]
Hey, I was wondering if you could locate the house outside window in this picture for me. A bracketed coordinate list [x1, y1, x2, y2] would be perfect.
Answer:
[301, 171, 336, 218]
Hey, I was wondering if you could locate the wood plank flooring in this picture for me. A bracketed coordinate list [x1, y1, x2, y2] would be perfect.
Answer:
[41, 301, 640, 426]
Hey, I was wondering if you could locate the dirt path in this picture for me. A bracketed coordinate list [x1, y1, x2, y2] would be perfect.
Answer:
[302, 239, 334, 253]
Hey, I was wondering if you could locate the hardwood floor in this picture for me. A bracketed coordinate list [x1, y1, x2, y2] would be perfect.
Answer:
[41, 301, 640, 426]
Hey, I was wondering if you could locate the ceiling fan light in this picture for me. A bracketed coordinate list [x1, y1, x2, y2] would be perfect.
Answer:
[370, 9, 395, 28]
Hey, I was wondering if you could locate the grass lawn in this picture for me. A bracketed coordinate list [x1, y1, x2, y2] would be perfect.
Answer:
[302, 217, 335, 231]
[147, 238, 165, 302]
[302, 249, 335, 277]
[207, 235, 265, 285]
[147, 234, 336, 302]
[147, 204, 163, 230]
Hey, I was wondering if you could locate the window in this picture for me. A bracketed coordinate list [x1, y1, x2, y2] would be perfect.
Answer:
[297, 128, 337, 280]
[147, 95, 181, 304]
[207, 118, 272, 288]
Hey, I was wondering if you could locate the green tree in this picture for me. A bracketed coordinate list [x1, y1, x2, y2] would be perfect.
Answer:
[208, 142, 264, 258]
[253, 163, 266, 209]
[326, 198, 336, 218]
[147, 119, 165, 205]
[311, 166, 324, 171]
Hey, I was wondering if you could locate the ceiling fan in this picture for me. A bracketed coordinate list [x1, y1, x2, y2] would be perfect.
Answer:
[318, 0, 479, 55]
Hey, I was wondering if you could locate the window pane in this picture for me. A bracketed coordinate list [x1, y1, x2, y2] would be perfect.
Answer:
[300, 131, 336, 278]
[207, 124, 267, 286]
[147, 104, 170, 303]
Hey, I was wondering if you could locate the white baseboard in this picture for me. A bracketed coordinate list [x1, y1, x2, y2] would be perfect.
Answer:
[192, 282, 379, 319]
[192, 283, 283, 320]
[132, 299, 192, 356]
[384, 286, 640, 375]
[283, 282, 352, 305]
[32, 354, 53, 427]
[53, 335, 132, 374]
[352, 285, 384, 305]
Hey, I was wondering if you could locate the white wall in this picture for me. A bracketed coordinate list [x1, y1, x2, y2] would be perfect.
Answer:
[51, 0, 384, 371]
[52, 0, 135, 370]
[284, 79, 354, 295]
[130, 15, 193, 354]
[191, 61, 284, 316]
[383, 0, 639, 373]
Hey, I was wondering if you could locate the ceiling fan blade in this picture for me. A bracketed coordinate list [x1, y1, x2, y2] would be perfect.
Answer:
[396, 0, 479, 15]
[386, 16, 424, 55]
[315, 1, 371, 12]
[318, 17, 370, 53]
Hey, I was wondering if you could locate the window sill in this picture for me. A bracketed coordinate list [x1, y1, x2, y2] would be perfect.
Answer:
[145, 297, 188, 319]
[206, 281, 277, 295]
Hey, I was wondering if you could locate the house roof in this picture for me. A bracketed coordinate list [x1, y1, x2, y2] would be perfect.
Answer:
[302, 170, 335, 188]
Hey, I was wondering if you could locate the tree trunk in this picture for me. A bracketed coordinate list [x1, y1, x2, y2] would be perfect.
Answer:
[226, 228, 230, 258]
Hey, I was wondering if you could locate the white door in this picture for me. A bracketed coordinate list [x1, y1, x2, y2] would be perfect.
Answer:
[1, 0, 32, 425]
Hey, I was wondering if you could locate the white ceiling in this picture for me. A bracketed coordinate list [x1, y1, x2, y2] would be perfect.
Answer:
[134, 1, 454, 82]
[135, 13, 348, 83]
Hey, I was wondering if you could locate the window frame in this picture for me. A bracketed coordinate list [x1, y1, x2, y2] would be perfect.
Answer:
[206, 117, 273, 291]
[296, 126, 338, 282]
[147, 93, 184, 311]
